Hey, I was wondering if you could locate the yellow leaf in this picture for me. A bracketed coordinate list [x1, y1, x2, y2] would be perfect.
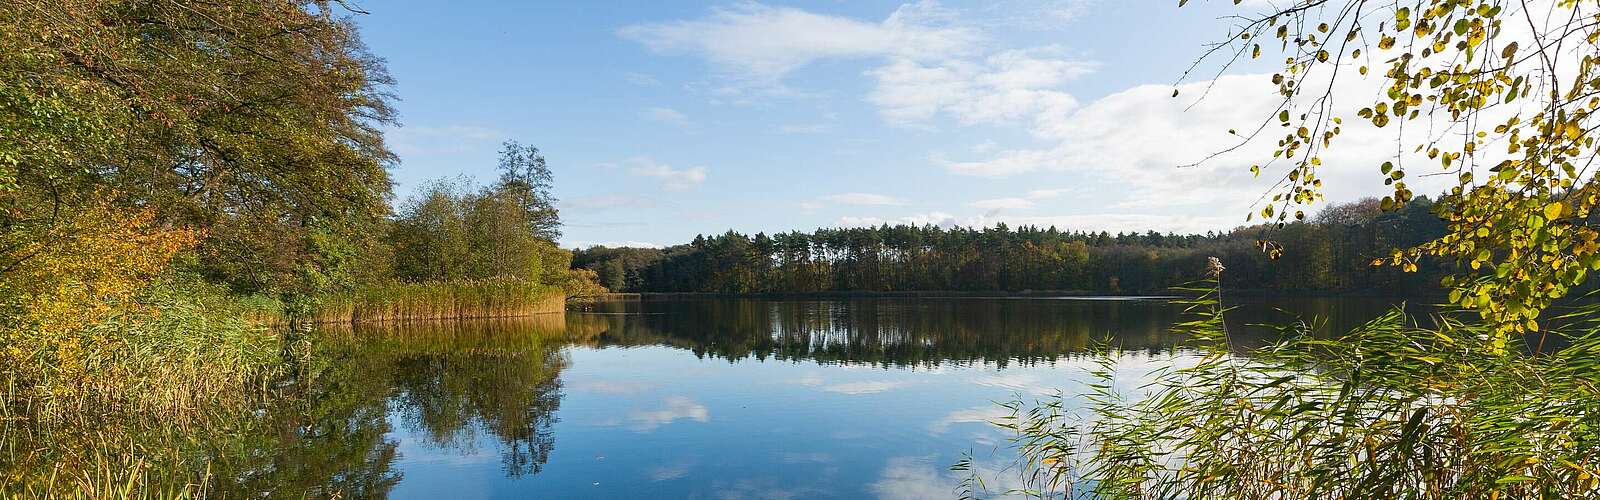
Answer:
[1546, 202, 1566, 220]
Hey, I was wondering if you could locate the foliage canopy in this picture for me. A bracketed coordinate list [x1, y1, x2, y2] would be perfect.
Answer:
[1, 0, 398, 296]
[1193, 0, 1600, 348]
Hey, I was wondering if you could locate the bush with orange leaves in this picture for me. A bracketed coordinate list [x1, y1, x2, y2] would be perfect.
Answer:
[0, 196, 200, 406]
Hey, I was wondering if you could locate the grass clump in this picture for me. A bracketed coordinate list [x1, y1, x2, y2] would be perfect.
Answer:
[983, 279, 1600, 499]
[5, 276, 283, 426]
[2, 276, 286, 498]
[2, 440, 214, 500]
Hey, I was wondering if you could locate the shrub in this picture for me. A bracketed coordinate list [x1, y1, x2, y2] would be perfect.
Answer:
[9, 277, 283, 424]
[0, 197, 218, 414]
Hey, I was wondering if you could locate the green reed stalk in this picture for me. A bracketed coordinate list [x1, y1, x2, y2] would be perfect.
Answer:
[988, 275, 1600, 499]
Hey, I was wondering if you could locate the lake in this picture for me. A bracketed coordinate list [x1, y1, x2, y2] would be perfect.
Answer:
[181, 296, 1414, 498]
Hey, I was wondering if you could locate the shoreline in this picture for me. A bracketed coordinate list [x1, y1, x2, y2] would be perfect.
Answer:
[586, 289, 1443, 300]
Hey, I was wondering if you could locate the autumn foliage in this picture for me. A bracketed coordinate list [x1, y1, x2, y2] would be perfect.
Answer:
[1198, 0, 1600, 347]
[0, 196, 197, 397]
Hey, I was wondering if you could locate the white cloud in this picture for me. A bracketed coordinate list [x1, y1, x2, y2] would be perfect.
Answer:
[621, 2, 1466, 233]
[869, 456, 1030, 500]
[623, 3, 1097, 129]
[627, 396, 710, 432]
[940, 147, 1058, 178]
[570, 379, 658, 395]
[819, 381, 906, 395]
[777, 123, 829, 134]
[569, 240, 664, 249]
[870, 457, 964, 500]
[565, 193, 659, 211]
[837, 215, 888, 227]
[937, 65, 1456, 222]
[619, 1, 981, 88]
[626, 156, 709, 190]
[868, 48, 1092, 129]
[965, 187, 1077, 213]
[969, 197, 1034, 210]
[1025, 187, 1074, 199]
[838, 211, 957, 228]
[969, 373, 1062, 396]
[709, 478, 810, 500]
[647, 462, 693, 481]
[802, 192, 911, 215]
[897, 211, 957, 226]
[642, 106, 691, 128]
[796, 373, 824, 387]
[625, 71, 663, 86]
[927, 405, 1012, 434]
[821, 192, 908, 206]
[976, 0, 1098, 30]
[385, 125, 503, 157]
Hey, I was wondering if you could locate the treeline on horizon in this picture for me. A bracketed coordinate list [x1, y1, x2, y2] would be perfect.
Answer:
[573, 197, 1451, 294]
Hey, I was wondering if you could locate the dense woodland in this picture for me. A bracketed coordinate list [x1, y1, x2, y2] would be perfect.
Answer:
[574, 197, 1450, 295]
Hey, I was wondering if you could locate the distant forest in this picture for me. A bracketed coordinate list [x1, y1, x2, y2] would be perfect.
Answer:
[572, 197, 1452, 294]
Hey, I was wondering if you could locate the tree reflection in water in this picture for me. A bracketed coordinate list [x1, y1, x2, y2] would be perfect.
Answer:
[202, 314, 573, 497]
[567, 296, 1416, 367]
[567, 298, 1186, 367]
[375, 318, 569, 478]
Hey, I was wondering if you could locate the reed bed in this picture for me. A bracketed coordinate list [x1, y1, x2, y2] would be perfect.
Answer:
[981, 281, 1600, 500]
[7, 280, 283, 427]
[2, 278, 287, 498]
[304, 277, 566, 324]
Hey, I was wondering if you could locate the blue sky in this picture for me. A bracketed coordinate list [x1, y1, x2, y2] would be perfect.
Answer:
[355, 0, 1406, 248]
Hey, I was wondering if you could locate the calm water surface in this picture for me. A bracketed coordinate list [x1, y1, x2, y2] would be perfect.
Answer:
[221, 296, 1412, 498]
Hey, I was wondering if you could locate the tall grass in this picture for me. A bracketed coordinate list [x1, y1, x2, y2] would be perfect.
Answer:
[303, 277, 566, 324]
[2, 277, 284, 498]
[6, 278, 284, 426]
[2, 435, 213, 499]
[982, 279, 1600, 499]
